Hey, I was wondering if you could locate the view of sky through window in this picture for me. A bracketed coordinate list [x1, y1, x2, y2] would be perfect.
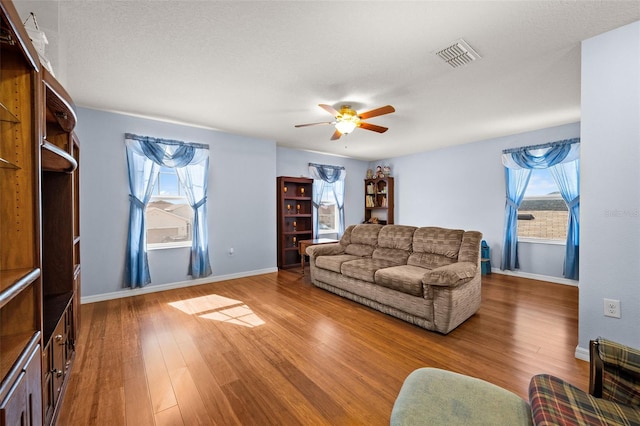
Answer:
[526, 168, 558, 196]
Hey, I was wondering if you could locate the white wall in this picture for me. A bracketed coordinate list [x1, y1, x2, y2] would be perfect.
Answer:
[76, 108, 277, 298]
[370, 122, 580, 280]
[276, 147, 370, 232]
[580, 21, 640, 350]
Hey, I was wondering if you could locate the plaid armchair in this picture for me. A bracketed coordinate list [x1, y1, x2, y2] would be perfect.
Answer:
[529, 337, 640, 425]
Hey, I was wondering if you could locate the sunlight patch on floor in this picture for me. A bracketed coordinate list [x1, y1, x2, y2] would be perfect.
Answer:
[169, 294, 265, 328]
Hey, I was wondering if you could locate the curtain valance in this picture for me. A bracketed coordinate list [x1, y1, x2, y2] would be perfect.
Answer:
[502, 138, 580, 170]
[309, 162, 346, 183]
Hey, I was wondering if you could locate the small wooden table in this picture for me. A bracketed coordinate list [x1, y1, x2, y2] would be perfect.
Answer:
[299, 238, 339, 274]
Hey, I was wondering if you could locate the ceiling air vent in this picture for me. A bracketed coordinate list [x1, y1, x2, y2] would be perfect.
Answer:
[436, 39, 481, 68]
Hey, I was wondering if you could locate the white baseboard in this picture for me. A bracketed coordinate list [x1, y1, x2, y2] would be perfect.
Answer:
[575, 344, 590, 361]
[80, 267, 278, 304]
[491, 268, 579, 287]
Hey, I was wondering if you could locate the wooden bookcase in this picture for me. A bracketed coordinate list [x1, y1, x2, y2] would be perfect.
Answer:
[41, 67, 79, 426]
[364, 177, 394, 225]
[0, 1, 80, 424]
[277, 176, 313, 268]
[0, 1, 43, 424]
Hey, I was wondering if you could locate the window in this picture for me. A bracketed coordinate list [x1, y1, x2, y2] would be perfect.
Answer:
[517, 168, 568, 241]
[318, 187, 338, 234]
[146, 166, 193, 249]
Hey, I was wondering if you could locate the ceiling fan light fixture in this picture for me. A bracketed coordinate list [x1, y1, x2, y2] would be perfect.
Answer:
[335, 120, 357, 134]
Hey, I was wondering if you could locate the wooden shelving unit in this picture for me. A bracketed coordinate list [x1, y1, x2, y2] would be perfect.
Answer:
[0, 1, 80, 424]
[0, 0, 43, 424]
[364, 177, 394, 225]
[40, 67, 80, 426]
[277, 176, 313, 269]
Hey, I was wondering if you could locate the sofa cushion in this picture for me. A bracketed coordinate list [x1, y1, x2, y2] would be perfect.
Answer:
[339, 224, 356, 246]
[408, 227, 464, 269]
[372, 247, 411, 265]
[351, 223, 384, 245]
[344, 224, 383, 257]
[315, 254, 361, 273]
[341, 258, 400, 283]
[377, 225, 417, 250]
[372, 225, 416, 264]
[375, 265, 427, 297]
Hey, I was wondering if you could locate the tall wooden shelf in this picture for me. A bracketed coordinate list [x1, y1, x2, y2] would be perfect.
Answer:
[364, 177, 394, 225]
[277, 176, 313, 269]
[40, 67, 79, 426]
[0, 1, 80, 424]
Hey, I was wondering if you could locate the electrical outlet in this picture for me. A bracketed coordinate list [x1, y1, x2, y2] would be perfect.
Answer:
[603, 298, 621, 318]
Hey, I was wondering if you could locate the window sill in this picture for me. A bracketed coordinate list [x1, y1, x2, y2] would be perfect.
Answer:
[518, 237, 565, 246]
[318, 229, 338, 236]
[148, 242, 191, 251]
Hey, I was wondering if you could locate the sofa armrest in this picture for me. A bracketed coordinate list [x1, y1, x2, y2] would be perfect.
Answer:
[422, 262, 477, 287]
[306, 243, 345, 258]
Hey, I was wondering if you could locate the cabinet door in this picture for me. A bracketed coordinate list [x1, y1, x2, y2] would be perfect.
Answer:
[42, 345, 54, 426]
[0, 371, 27, 426]
[0, 343, 41, 426]
[23, 347, 42, 426]
[52, 319, 66, 405]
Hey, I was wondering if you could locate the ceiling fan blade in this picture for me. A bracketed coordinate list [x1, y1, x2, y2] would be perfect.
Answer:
[330, 129, 342, 140]
[319, 104, 340, 117]
[359, 122, 389, 133]
[358, 105, 395, 120]
[294, 121, 334, 128]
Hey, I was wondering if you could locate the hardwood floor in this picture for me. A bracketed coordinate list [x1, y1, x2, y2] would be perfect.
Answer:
[57, 270, 588, 425]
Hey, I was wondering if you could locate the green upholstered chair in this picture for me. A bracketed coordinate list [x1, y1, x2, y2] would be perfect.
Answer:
[391, 338, 640, 425]
[390, 368, 533, 425]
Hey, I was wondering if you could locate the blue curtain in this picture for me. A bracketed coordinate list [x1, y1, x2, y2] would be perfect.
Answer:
[549, 159, 580, 279]
[308, 163, 346, 237]
[500, 167, 532, 271]
[125, 134, 212, 287]
[175, 150, 212, 278]
[501, 138, 580, 279]
[125, 140, 160, 288]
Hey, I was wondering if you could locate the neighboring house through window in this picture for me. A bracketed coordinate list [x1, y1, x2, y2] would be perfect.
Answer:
[517, 168, 568, 241]
[147, 166, 193, 249]
[318, 188, 339, 234]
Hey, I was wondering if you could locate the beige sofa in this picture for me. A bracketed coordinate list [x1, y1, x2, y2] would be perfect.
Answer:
[306, 224, 483, 334]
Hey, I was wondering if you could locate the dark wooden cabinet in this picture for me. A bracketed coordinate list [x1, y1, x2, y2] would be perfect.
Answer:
[364, 177, 394, 224]
[0, 337, 42, 426]
[0, 1, 79, 424]
[40, 67, 79, 426]
[277, 176, 313, 268]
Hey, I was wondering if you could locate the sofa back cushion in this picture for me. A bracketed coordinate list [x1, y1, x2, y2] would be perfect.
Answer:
[373, 225, 417, 265]
[408, 227, 464, 269]
[340, 224, 357, 246]
[344, 224, 383, 257]
[457, 231, 483, 264]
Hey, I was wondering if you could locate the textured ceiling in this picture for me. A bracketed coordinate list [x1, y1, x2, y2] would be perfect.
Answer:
[14, 1, 640, 161]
